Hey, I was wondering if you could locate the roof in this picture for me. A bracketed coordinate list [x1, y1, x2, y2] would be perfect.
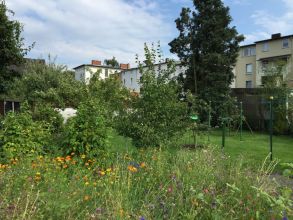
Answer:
[254, 34, 293, 44]
[73, 64, 122, 70]
[239, 34, 293, 48]
[120, 61, 182, 72]
[240, 43, 256, 48]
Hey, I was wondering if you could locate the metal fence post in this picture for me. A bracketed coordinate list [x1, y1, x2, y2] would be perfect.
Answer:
[240, 101, 243, 141]
[269, 96, 274, 161]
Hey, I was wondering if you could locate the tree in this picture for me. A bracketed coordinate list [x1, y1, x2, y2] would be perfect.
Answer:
[118, 44, 189, 147]
[261, 60, 292, 134]
[0, 1, 32, 94]
[104, 56, 119, 68]
[9, 60, 86, 108]
[169, 0, 244, 119]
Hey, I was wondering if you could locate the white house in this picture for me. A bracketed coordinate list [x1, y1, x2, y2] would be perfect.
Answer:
[119, 61, 187, 93]
[73, 60, 130, 84]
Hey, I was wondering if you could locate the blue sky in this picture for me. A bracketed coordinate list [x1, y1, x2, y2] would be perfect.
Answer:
[6, 0, 293, 69]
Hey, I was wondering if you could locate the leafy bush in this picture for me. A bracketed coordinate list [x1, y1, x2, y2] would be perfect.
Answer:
[32, 103, 64, 133]
[87, 72, 131, 127]
[118, 44, 189, 147]
[9, 59, 86, 108]
[62, 99, 109, 156]
[0, 104, 50, 161]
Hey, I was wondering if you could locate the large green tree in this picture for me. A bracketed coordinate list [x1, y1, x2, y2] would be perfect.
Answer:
[0, 1, 32, 94]
[169, 0, 244, 118]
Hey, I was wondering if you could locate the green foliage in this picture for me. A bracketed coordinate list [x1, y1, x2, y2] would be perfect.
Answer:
[169, 0, 244, 121]
[62, 99, 109, 156]
[104, 56, 119, 68]
[0, 147, 291, 219]
[118, 44, 189, 147]
[0, 1, 33, 94]
[87, 72, 131, 126]
[0, 103, 50, 161]
[262, 61, 291, 134]
[9, 60, 86, 108]
[32, 103, 64, 133]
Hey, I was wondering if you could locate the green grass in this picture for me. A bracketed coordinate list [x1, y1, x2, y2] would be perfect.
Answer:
[195, 130, 292, 163]
[109, 129, 293, 169]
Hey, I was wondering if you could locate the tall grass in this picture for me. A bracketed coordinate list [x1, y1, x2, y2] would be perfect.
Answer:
[0, 146, 291, 219]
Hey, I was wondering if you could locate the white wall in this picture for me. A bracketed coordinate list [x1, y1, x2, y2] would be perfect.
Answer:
[75, 66, 120, 84]
[120, 63, 187, 92]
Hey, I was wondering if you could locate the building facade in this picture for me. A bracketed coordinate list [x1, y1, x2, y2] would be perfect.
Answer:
[73, 60, 130, 84]
[234, 33, 293, 88]
[119, 61, 187, 93]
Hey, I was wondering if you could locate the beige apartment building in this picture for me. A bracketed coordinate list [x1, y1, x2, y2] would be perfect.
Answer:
[234, 33, 293, 88]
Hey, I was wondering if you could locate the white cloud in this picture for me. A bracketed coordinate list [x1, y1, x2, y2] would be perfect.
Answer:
[6, 0, 172, 68]
[248, 0, 293, 42]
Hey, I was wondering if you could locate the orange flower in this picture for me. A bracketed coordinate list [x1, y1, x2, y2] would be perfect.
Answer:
[140, 162, 146, 168]
[65, 156, 71, 161]
[63, 164, 68, 169]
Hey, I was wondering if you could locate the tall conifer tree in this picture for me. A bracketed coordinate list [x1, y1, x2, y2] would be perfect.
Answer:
[169, 0, 244, 117]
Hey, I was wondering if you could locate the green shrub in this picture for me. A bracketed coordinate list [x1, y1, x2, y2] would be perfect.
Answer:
[62, 99, 109, 156]
[118, 44, 189, 147]
[0, 105, 50, 161]
[32, 103, 64, 133]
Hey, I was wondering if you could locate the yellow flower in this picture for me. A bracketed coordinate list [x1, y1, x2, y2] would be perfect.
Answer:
[99, 171, 106, 176]
[84, 195, 90, 201]
[85, 182, 89, 186]
[81, 154, 86, 159]
[127, 165, 138, 173]
[106, 168, 112, 172]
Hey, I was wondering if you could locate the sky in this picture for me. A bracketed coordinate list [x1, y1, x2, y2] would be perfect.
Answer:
[5, 0, 293, 69]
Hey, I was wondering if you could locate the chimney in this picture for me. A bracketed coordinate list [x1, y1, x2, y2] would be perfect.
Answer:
[271, 33, 281, 39]
[120, 63, 130, 70]
[91, 60, 101, 66]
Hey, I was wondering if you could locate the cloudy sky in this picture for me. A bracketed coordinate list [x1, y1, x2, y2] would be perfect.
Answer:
[6, 0, 293, 69]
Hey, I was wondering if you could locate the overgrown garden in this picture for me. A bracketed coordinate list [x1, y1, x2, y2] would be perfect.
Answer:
[0, 0, 292, 219]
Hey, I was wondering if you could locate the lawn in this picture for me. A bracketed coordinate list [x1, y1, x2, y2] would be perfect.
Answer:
[110, 129, 293, 165]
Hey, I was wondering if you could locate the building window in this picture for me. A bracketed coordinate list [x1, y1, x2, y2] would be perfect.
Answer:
[283, 38, 289, 48]
[246, 64, 253, 74]
[246, 81, 252, 88]
[105, 69, 109, 78]
[243, 47, 256, 56]
[262, 42, 269, 52]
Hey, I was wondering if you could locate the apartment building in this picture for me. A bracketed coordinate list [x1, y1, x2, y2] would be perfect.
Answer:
[119, 61, 187, 93]
[73, 60, 130, 84]
[234, 33, 293, 88]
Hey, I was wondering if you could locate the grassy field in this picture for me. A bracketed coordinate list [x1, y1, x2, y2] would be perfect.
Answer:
[109, 129, 293, 170]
